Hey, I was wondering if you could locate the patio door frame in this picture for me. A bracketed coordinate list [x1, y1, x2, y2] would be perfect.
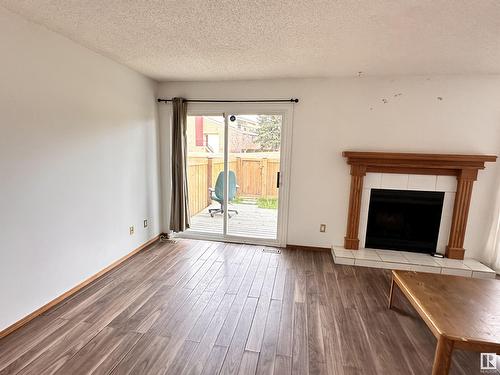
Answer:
[178, 102, 294, 247]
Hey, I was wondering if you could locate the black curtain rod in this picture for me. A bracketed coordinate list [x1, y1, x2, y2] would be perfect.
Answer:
[157, 98, 299, 103]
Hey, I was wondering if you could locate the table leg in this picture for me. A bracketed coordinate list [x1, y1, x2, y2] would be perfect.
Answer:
[388, 277, 395, 309]
[432, 335, 454, 375]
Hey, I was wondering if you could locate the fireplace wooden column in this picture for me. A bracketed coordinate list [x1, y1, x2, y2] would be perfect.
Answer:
[344, 165, 366, 249]
[445, 169, 477, 259]
[342, 151, 497, 259]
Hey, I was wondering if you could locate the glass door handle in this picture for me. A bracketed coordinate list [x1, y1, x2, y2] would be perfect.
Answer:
[276, 172, 280, 188]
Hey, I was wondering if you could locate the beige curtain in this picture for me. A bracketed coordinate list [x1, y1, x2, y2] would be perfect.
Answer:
[489, 218, 500, 273]
[485, 175, 500, 274]
[486, 185, 500, 273]
[169, 97, 190, 232]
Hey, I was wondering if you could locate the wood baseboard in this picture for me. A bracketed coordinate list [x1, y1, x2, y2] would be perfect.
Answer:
[286, 244, 330, 252]
[0, 235, 160, 340]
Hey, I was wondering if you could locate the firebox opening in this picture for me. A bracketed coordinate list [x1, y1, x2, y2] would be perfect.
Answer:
[365, 189, 445, 254]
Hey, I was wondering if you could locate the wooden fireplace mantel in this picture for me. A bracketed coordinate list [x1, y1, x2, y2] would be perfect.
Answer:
[342, 151, 497, 259]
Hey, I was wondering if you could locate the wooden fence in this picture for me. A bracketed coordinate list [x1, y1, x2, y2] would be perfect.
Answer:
[187, 155, 280, 215]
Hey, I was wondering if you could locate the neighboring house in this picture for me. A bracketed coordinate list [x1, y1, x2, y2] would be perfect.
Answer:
[187, 115, 260, 154]
[186, 116, 224, 153]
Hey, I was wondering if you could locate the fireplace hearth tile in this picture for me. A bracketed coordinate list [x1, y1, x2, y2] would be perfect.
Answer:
[331, 246, 496, 278]
[441, 268, 473, 277]
[402, 252, 434, 260]
[402, 253, 441, 264]
[356, 259, 415, 271]
[404, 257, 441, 267]
[352, 250, 381, 260]
[411, 265, 442, 274]
[374, 249, 402, 255]
[433, 258, 471, 270]
[333, 256, 355, 266]
[378, 253, 410, 263]
[355, 259, 386, 269]
[472, 271, 496, 279]
[462, 258, 494, 272]
[332, 248, 355, 258]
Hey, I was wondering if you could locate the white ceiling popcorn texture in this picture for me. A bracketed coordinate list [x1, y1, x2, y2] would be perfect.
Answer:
[2, 0, 500, 81]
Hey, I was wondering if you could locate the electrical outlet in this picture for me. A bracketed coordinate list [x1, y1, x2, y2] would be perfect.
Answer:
[129, 226, 135, 235]
[143, 219, 148, 228]
[320, 224, 326, 233]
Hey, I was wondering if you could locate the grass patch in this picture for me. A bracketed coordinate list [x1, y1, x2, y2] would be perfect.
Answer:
[257, 197, 278, 209]
[232, 196, 245, 204]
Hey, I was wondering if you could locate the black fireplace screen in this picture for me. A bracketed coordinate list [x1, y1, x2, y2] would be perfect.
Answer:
[365, 189, 445, 253]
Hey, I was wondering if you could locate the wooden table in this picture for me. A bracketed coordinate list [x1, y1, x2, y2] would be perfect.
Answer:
[389, 270, 500, 375]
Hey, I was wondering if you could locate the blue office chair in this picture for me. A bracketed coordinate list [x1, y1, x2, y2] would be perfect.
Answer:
[209, 171, 239, 217]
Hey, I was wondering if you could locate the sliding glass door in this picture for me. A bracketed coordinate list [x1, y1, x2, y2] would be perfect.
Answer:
[186, 115, 225, 235]
[226, 114, 282, 239]
[184, 107, 289, 246]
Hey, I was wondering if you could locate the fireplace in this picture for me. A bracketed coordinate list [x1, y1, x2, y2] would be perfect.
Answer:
[365, 189, 444, 253]
[341, 151, 496, 259]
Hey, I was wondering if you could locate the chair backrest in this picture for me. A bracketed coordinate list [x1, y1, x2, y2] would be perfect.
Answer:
[214, 170, 237, 201]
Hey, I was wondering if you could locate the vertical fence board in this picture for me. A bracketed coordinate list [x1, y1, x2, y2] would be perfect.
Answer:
[187, 157, 208, 215]
[187, 155, 279, 215]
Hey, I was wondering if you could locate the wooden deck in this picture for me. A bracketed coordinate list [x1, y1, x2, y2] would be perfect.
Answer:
[0, 239, 488, 374]
[189, 203, 278, 239]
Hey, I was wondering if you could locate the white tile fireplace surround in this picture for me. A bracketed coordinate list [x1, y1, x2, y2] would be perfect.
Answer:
[359, 173, 456, 253]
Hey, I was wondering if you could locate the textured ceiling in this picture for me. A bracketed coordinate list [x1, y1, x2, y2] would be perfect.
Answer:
[2, 1, 500, 81]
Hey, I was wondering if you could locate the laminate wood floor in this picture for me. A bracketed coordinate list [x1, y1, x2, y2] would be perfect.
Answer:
[0, 239, 494, 375]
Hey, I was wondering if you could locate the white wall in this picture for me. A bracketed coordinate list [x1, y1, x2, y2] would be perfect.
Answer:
[158, 76, 500, 263]
[0, 7, 160, 330]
